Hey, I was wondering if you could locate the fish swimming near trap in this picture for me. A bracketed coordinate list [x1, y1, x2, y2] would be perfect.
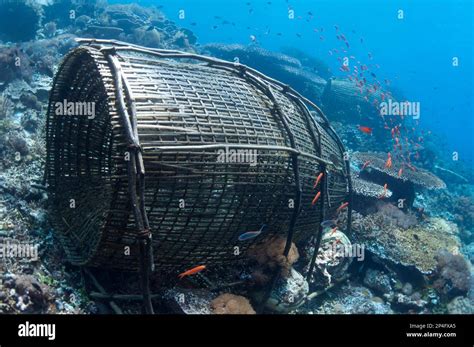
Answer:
[45, 39, 351, 279]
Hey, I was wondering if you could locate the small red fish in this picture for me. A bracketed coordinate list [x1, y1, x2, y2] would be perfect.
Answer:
[336, 202, 349, 213]
[311, 191, 321, 206]
[330, 226, 338, 235]
[398, 168, 403, 177]
[378, 184, 388, 199]
[178, 265, 206, 279]
[313, 172, 324, 189]
[361, 160, 371, 170]
[385, 153, 392, 169]
[359, 126, 373, 134]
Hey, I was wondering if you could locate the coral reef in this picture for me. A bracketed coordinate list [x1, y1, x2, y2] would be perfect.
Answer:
[248, 236, 299, 279]
[0, 93, 14, 119]
[375, 201, 418, 230]
[347, 211, 460, 274]
[162, 288, 214, 314]
[433, 249, 472, 297]
[281, 47, 332, 79]
[447, 296, 474, 314]
[202, 43, 327, 103]
[321, 77, 387, 124]
[392, 292, 428, 312]
[0, 46, 33, 85]
[0, 0, 470, 317]
[264, 268, 309, 313]
[308, 283, 393, 314]
[352, 174, 393, 199]
[352, 151, 446, 207]
[352, 151, 446, 189]
[303, 229, 353, 287]
[210, 293, 256, 314]
[363, 268, 393, 296]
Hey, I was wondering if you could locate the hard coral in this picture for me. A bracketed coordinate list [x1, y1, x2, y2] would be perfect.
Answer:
[352, 174, 393, 199]
[210, 294, 256, 314]
[376, 201, 418, 230]
[353, 151, 446, 190]
[433, 249, 471, 297]
[347, 211, 460, 274]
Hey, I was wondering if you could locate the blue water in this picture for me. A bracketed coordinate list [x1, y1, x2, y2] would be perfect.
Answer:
[116, 0, 474, 164]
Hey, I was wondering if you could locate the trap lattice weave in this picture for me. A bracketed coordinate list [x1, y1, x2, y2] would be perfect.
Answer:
[45, 40, 350, 273]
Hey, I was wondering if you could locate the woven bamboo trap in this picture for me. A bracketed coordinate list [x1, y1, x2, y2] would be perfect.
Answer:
[45, 39, 351, 275]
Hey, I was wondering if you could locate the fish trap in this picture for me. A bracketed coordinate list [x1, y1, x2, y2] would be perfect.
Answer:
[45, 39, 351, 278]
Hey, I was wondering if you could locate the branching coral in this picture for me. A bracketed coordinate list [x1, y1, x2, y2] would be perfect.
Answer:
[433, 249, 471, 297]
[210, 293, 256, 314]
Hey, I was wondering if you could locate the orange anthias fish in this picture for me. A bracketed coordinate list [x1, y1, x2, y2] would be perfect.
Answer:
[178, 265, 206, 279]
[358, 126, 373, 134]
[398, 168, 403, 177]
[385, 153, 392, 169]
[311, 191, 321, 206]
[378, 184, 388, 199]
[336, 202, 349, 213]
[361, 160, 371, 170]
[313, 172, 324, 189]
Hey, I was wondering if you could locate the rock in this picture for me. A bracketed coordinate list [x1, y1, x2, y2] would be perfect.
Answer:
[311, 284, 393, 314]
[163, 288, 214, 314]
[363, 269, 393, 295]
[393, 293, 427, 311]
[402, 282, 413, 296]
[14, 275, 48, 307]
[7, 134, 29, 156]
[265, 268, 309, 313]
[21, 110, 40, 133]
[304, 228, 353, 286]
[20, 93, 42, 111]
